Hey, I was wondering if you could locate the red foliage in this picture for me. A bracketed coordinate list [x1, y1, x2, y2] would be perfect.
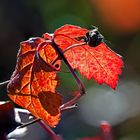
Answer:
[7, 37, 62, 127]
[52, 25, 123, 89]
[7, 24, 123, 127]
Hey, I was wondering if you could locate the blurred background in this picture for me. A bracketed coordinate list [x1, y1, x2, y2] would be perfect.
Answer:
[0, 0, 140, 139]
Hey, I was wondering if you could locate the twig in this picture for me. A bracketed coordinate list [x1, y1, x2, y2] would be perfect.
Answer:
[15, 104, 77, 129]
[51, 42, 86, 65]
[18, 119, 63, 140]
[52, 41, 86, 94]
[0, 80, 10, 87]
[62, 42, 86, 53]
[17, 118, 41, 129]
[51, 41, 86, 109]
[39, 120, 63, 140]
[60, 103, 78, 111]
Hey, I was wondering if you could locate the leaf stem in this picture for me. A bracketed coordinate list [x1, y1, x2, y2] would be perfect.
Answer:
[39, 120, 63, 140]
[17, 118, 41, 129]
[0, 80, 10, 87]
[60, 93, 81, 110]
[19, 119, 63, 140]
[51, 41, 86, 108]
[51, 42, 86, 65]
[60, 103, 78, 111]
[52, 41, 86, 94]
[16, 104, 77, 129]
[63, 42, 86, 54]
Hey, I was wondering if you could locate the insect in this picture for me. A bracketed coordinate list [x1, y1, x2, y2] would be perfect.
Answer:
[84, 27, 104, 47]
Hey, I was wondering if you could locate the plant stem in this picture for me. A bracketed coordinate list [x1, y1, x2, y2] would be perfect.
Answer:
[17, 118, 41, 129]
[51, 42, 86, 65]
[16, 104, 77, 129]
[39, 120, 63, 140]
[63, 42, 86, 54]
[52, 41, 85, 94]
[0, 80, 10, 87]
[51, 41, 86, 108]
[60, 103, 78, 111]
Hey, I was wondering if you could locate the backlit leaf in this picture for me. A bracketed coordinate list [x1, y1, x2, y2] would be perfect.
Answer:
[53, 25, 123, 89]
[7, 37, 62, 127]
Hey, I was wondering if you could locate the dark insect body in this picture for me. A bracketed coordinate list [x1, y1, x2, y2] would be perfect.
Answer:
[85, 28, 104, 47]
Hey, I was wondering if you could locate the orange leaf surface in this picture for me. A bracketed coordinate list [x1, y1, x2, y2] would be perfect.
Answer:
[53, 25, 123, 89]
[7, 37, 62, 127]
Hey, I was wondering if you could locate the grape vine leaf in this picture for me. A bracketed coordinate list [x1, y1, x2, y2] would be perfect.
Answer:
[7, 24, 123, 128]
[52, 24, 123, 89]
[7, 37, 62, 127]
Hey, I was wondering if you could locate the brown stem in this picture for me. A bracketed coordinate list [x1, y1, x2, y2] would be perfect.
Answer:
[51, 41, 86, 108]
[60, 103, 78, 111]
[63, 42, 86, 54]
[51, 42, 86, 65]
[17, 118, 41, 129]
[16, 104, 77, 129]
[52, 41, 86, 94]
[39, 120, 63, 140]
[60, 93, 81, 110]
[17, 117, 63, 140]
[0, 80, 10, 87]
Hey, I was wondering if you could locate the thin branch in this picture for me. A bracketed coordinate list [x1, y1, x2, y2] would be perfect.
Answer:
[18, 119, 63, 140]
[51, 42, 86, 65]
[17, 118, 41, 129]
[63, 42, 86, 53]
[0, 80, 10, 87]
[52, 41, 86, 94]
[39, 120, 63, 140]
[60, 93, 81, 110]
[60, 103, 78, 111]
[51, 41, 86, 108]
[15, 104, 77, 129]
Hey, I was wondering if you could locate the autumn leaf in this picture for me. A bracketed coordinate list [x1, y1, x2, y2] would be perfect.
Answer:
[7, 24, 123, 128]
[7, 37, 62, 127]
[54, 24, 88, 38]
[52, 24, 123, 89]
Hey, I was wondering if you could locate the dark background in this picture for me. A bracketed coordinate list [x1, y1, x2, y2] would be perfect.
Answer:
[0, 0, 140, 139]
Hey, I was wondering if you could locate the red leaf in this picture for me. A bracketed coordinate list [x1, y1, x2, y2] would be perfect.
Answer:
[54, 24, 88, 38]
[53, 25, 123, 89]
[7, 37, 62, 127]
